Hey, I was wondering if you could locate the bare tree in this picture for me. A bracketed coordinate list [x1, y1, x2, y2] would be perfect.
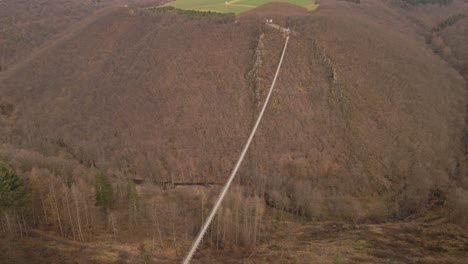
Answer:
[72, 185, 84, 241]
[51, 185, 64, 236]
[63, 185, 76, 240]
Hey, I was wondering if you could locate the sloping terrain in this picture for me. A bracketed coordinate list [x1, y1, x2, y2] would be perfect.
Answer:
[1, 1, 466, 218]
[393, 0, 468, 81]
[0, 7, 258, 185]
[1, 208, 466, 263]
[194, 210, 468, 264]
[0, 1, 467, 263]
[0, 0, 164, 71]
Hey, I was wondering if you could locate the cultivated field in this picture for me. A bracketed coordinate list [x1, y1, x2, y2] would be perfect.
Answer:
[162, 0, 318, 14]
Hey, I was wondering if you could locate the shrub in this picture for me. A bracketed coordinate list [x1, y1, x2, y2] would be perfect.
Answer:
[333, 255, 343, 264]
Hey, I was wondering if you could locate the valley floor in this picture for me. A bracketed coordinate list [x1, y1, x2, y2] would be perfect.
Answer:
[2, 209, 467, 264]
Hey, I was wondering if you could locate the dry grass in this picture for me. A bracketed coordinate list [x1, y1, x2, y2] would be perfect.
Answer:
[2, 208, 465, 264]
[192, 209, 468, 263]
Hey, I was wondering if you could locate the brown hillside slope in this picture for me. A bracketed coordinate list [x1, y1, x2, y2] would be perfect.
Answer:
[391, 0, 468, 81]
[0, 0, 164, 71]
[0, 2, 466, 220]
[0, 7, 258, 184]
[394, 0, 468, 199]
[252, 2, 466, 218]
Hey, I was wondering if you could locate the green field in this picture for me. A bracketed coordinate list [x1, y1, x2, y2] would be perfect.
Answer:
[162, 0, 318, 14]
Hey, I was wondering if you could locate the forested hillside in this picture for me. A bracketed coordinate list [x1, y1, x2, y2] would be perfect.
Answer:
[0, 0, 164, 71]
[0, 0, 467, 263]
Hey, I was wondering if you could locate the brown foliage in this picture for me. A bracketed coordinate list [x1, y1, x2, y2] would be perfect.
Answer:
[0, 0, 466, 223]
[0, 0, 165, 69]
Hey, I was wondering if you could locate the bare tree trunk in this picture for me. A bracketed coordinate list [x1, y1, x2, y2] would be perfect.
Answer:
[235, 191, 240, 245]
[4, 212, 12, 235]
[201, 197, 205, 227]
[88, 201, 95, 234]
[16, 212, 23, 237]
[64, 188, 76, 240]
[31, 193, 37, 227]
[130, 199, 137, 229]
[257, 208, 262, 245]
[156, 220, 164, 248]
[39, 192, 49, 224]
[51, 187, 64, 236]
[253, 200, 258, 247]
[210, 222, 213, 247]
[216, 214, 220, 250]
[72, 188, 84, 242]
[172, 223, 178, 257]
[244, 207, 248, 244]
[109, 213, 117, 243]
[223, 214, 227, 247]
[21, 213, 28, 235]
[151, 205, 165, 248]
[84, 198, 90, 232]
[184, 208, 188, 240]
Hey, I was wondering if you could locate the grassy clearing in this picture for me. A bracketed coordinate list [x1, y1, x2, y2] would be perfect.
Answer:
[162, 0, 318, 14]
[45, 242, 78, 253]
[89, 251, 120, 263]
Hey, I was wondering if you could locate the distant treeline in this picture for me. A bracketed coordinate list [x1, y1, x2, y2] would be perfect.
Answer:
[432, 13, 468, 32]
[339, 0, 361, 4]
[403, 0, 453, 5]
[147, 6, 235, 20]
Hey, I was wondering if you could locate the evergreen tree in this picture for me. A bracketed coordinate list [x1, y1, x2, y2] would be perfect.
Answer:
[95, 172, 113, 212]
[0, 164, 29, 210]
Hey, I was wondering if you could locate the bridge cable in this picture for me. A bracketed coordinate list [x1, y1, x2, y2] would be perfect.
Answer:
[182, 35, 290, 264]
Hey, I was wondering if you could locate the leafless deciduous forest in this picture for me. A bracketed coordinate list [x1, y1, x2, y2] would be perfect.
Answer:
[0, 0, 467, 263]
